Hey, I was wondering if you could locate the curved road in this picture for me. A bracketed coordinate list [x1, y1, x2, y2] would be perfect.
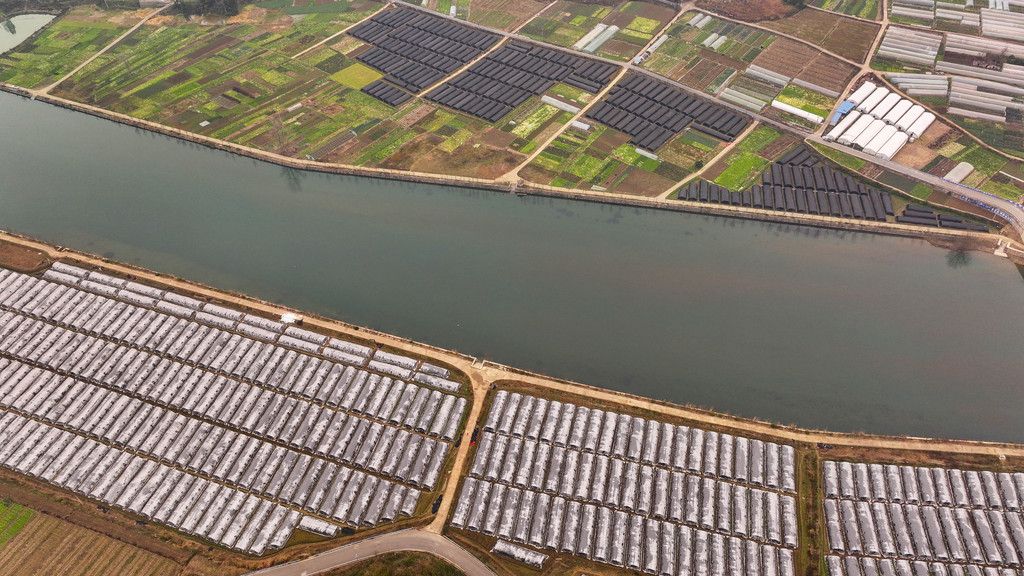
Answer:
[243, 529, 497, 576]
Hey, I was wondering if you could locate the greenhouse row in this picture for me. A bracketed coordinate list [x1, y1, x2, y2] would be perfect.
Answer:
[483, 391, 796, 493]
[678, 181, 891, 221]
[585, 73, 749, 151]
[17, 274, 466, 432]
[468, 431, 799, 547]
[0, 308, 452, 490]
[824, 497, 1024, 568]
[452, 477, 796, 575]
[824, 461, 1024, 511]
[0, 411, 303, 555]
[348, 8, 499, 93]
[875, 26, 943, 68]
[361, 79, 413, 108]
[824, 554, 1024, 576]
[0, 355, 424, 524]
[45, 263, 461, 392]
[426, 41, 616, 123]
[896, 204, 988, 232]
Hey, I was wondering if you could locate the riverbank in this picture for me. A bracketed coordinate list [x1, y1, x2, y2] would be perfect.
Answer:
[3, 228, 1023, 457]
[2, 83, 1017, 261]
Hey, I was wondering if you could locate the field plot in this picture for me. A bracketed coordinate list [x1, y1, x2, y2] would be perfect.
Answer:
[749, 37, 857, 97]
[0, 501, 33, 547]
[762, 9, 880, 63]
[695, 0, 799, 22]
[450, 390, 800, 575]
[467, 0, 548, 32]
[0, 510, 179, 576]
[521, 123, 717, 196]
[640, 13, 776, 94]
[0, 264, 469, 554]
[0, 6, 145, 89]
[519, 0, 675, 62]
[709, 124, 792, 190]
[775, 84, 836, 118]
[809, 0, 880, 20]
[253, 0, 378, 17]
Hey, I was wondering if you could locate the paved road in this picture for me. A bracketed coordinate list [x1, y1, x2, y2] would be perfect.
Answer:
[807, 135, 1024, 237]
[243, 530, 496, 576]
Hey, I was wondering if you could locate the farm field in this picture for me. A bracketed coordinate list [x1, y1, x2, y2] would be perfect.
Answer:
[705, 124, 801, 190]
[466, 0, 548, 31]
[45, 5, 561, 179]
[0, 6, 148, 89]
[761, 8, 880, 63]
[253, 0, 380, 17]
[809, 0, 879, 20]
[519, 0, 676, 61]
[0, 501, 33, 547]
[5, 4, 644, 184]
[419, 0, 471, 21]
[775, 84, 836, 117]
[695, 0, 799, 22]
[903, 124, 1024, 202]
[521, 123, 725, 196]
[950, 115, 1024, 164]
[640, 12, 776, 93]
[320, 552, 464, 576]
[0, 508, 179, 576]
[749, 36, 857, 95]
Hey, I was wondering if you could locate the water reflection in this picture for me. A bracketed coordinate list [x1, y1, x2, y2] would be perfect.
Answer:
[946, 249, 971, 269]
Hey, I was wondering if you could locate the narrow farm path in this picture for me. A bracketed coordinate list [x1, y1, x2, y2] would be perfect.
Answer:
[291, 3, 387, 60]
[38, 3, 171, 95]
[697, 9, 863, 68]
[511, 0, 557, 35]
[656, 120, 761, 200]
[500, 66, 630, 183]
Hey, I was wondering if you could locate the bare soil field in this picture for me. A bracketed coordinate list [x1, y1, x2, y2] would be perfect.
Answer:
[468, 0, 547, 32]
[680, 58, 730, 91]
[695, 0, 799, 22]
[0, 241, 51, 273]
[893, 123, 951, 170]
[752, 37, 819, 78]
[616, 167, 676, 196]
[795, 53, 858, 93]
[408, 143, 525, 179]
[763, 9, 879, 63]
[749, 37, 856, 93]
[893, 140, 940, 170]
[820, 18, 879, 63]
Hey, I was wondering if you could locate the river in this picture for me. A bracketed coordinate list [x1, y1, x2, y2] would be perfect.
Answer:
[1, 91, 1023, 442]
[0, 14, 54, 54]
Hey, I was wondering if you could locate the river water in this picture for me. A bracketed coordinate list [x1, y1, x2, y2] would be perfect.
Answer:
[1, 92, 1023, 442]
[0, 14, 54, 53]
